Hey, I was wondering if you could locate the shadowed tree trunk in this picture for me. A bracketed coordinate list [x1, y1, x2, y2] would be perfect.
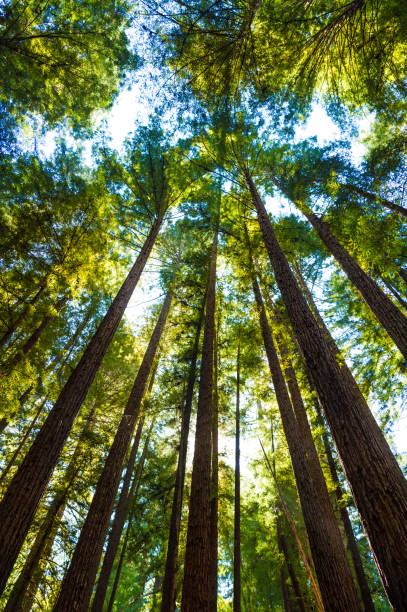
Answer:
[233, 342, 241, 612]
[0, 213, 163, 595]
[250, 259, 360, 611]
[106, 427, 152, 612]
[399, 269, 407, 285]
[246, 172, 407, 609]
[91, 416, 145, 612]
[209, 309, 219, 612]
[54, 288, 171, 611]
[161, 301, 205, 612]
[272, 177, 407, 359]
[0, 282, 48, 351]
[339, 183, 407, 218]
[4, 404, 96, 612]
[182, 227, 218, 612]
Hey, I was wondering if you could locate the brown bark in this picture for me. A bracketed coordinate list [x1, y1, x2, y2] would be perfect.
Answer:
[182, 228, 218, 612]
[233, 343, 241, 612]
[209, 310, 219, 612]
[0, 214, 163, 596]
[246, 173, 407, 609]
[315, 403, 375, 612]
[251, 263, 360, 611]
[106, 428, 151, 612]
[161, 302, 205, 612]
[278, 185, 407, 359]
[54, 288, 171, 611]
[0, 283, 48, 351]
[277, 516, 305, 612]
[91, 417, 145, 612]
[4, 404, 96, 612]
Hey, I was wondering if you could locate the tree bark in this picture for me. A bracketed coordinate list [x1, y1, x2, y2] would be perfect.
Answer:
[54, 287, 171, 611]
[277, 516, 305, 612]
[91, 417, 145, 612]
[161, 302, 205, 612]
[182, 228, 218, 612]
[339, 183, 407, 218]
[233, 343, 241, 612]
[0, 283, 48, 351]
[275, 182, 407, 359]
[246, 172, 407, 610]
[250, 262, 360, 611]
[399, 269, 407, 285]
[4, 404, 96, 612]
[0, 214, 163, 596]
[315, 403, 375, 612]
[209, 309, 219, 612]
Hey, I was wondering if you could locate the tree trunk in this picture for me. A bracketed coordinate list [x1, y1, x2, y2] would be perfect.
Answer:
[54, 288, 171, 611]
[0, 213, 163, 595]
[0, 283, 48, 351]
[106, 429, 151, 612]
[339, 183, 407, 218]
[209, 309, 219, 612]
[277, 183, 407, 358]
[161, 302, 205, 612]
[91, 417, 145, 612]
[182, 228, 218, 612]
[399, 269, 407, 285]
[233, 343, 241, 612]
[4, 404, 96, 612]
[382, 278, 407, 311]
[277, 516, 305, 612]
[315, 403, 375, 612]
[250, 262, 360, 611]
[246, 172, 407, 609]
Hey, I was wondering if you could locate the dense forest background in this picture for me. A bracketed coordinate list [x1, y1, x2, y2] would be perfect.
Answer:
[0, 0, 407, 610]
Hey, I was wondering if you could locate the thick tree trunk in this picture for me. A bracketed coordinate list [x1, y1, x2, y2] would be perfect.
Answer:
[246, 173, 407, 609]
[54, 288, 171, 611]
[0, 214, 163, 595]
[315, 403, 375, 612]
[182, 229, 218, 612]
[0, 283, 48, 351]
[3, 293, 70, 375]
[278, 186, 407, 358]
[339, 183, 407, 218]
[91, 417, 145, 612]
[4, 404, 96, 612]
[161, 303, 204, 612]
[250, 264, 360, 611]
[233, 343, 241, 612]
[209, 311, 219, 612]
[106, 429, 151, 612]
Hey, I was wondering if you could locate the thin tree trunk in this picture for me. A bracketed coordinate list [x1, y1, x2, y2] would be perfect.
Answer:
[4, 404, 96, 612]
[246, 173, 407, 609]
[46, 310, 92, 374]
[339, 183, 407, 218]
[250, 261, 359, 611]
[182, 228, 218, 612]
[382, 279, 407, 311]
[106, 429, 151, 612]
[277, 516, 306, 612]
[233, 342, 241, 612]
[315, 403, 375, 612]
[260, 440, 323, 612]
[0, 283, 48, 351]
[399, 269, 407, 285]
[54, 288, 171, 611]
[0, 214, 163, 595]
[161, 302, 205, 612]
[209, 309, 219, 612]
[274, 180, 407, 358]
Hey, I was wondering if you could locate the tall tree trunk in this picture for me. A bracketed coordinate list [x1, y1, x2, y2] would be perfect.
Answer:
[338, 183, 407, 218]
[273, 179, 407, 358]
[233, 343, 241, 612]
[46, 310, 92, 374]
[161, 302, 205, 612]
[106, 429, 151, 612]
[246, 172, 407, 609]
[277, 516, 305, 612]
[54, 288, 171, 611]
[315, 403, 375, 612]
[4, 404, 96, 612]
[0, 283, 48, 351]
[91, 417, 145, 612]
[182, 228, 218, 612]
[0, 213, 163, 595]
[209, 309, 219, 612]
[250, 261, 360, 611]
[382, 278, 407, 310]
[399, 269, 407, 285]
